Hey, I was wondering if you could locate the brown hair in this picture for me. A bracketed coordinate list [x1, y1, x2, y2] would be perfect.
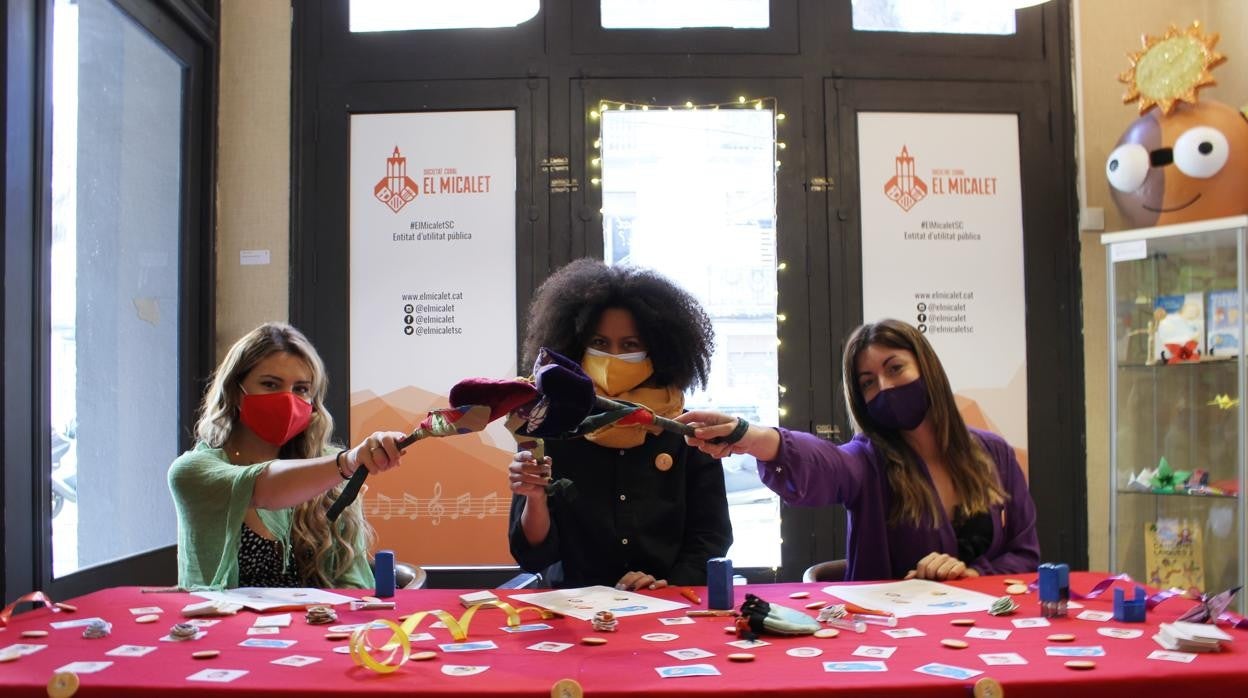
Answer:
[842, 319, 1005, 528]
[194, 322, 374, 586]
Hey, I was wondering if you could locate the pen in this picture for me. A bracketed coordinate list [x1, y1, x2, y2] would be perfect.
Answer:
[685, 610, 737, 617]
[679, 587, 702, 604]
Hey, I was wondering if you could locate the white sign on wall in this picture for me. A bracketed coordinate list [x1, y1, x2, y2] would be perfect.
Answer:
[349, 110, 517, 564]
[857, 112, 1029, 470]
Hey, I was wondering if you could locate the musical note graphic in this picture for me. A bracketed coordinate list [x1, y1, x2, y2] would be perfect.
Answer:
[362, 487, 507, 523]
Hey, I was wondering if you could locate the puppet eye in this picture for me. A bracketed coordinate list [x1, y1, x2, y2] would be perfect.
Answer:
[1173, 126, 1229, 179]
[1106, 143, 1149, 192]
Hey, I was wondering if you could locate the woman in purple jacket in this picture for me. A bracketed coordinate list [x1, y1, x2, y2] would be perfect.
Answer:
[678, 318, 1038, 582]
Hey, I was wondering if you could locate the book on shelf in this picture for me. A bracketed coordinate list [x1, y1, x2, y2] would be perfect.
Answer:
[1206, 289, 1240, 358]
[1144, 519, 1204, 591]
[1153, 293, 1204, 363]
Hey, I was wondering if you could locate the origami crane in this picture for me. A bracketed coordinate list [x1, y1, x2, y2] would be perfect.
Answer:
[1175, 586, 1242, 624]
[328, 348, 719, 521]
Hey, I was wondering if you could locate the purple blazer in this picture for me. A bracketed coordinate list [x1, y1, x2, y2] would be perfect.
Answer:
[760, 427, 1039, 581]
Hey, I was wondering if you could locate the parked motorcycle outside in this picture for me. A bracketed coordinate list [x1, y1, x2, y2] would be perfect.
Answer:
[51, 425, 77, 519]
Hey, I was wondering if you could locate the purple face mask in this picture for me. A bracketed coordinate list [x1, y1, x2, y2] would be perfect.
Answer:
[866, 376, 930, 431]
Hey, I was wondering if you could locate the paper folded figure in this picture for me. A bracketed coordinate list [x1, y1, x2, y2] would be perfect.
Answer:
[1149, 457, 1191, 495]
[735, 593, 821, 639]
[1175, 586, 1241, 624]
[328, 348, 743, 521]
[1105, 22, 1248, 228]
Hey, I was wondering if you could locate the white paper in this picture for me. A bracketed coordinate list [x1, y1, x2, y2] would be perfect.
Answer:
[823, 579, 998, 617]
[239, 249, 271, 266]
[508, 585, 687, 621]
[253, 613, 293, 628]
[193, 588, 354, 611]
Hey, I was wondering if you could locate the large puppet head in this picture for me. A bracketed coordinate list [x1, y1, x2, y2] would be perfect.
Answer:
[1106, 22, 1248, 228]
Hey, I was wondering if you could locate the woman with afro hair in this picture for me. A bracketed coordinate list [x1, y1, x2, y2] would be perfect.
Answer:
[508, 258, 732, 590]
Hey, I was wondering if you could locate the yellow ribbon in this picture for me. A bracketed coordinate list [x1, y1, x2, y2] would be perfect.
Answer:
[349, 601, 555, 673]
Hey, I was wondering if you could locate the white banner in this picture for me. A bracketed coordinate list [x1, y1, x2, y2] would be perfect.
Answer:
[857, 112, 1029, 471]
[350, 111, 516, 564]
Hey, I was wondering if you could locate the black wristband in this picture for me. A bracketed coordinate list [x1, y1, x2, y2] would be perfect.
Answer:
[335, 449, 351, 480]
[708, 417, 750, 445]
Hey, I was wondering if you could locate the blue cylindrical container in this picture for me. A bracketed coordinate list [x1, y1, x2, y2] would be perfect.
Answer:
[374, 549, 396, 598]
[707, 557, 734, 610]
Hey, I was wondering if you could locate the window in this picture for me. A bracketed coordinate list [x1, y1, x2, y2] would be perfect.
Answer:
[851, 0, 1016, 35]
[598, 102, 782, 568]
[601, 0, 768, 29]
[350, 0, 539, 32]
[50, 0, 185, 576]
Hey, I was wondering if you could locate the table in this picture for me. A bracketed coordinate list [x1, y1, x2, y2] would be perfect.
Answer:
[1, 573, 1243, 696]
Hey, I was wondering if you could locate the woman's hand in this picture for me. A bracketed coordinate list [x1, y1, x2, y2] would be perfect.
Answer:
[675, 410, 779, 461]
[615, 571, 668, 591]
[509, 450, 552, 500]
[346, 431, 407, 476]
[904, 552, 978, 581]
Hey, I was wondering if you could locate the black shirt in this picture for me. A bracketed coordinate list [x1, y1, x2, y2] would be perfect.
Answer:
[509, 430, 733, 588]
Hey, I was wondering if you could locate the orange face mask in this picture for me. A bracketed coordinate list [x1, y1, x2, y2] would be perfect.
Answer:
[581, 349, 654, 397]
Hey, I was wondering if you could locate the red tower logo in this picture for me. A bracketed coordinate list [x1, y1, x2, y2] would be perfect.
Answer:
[374, 146, 420, 213]
[883, 146, 928, 212]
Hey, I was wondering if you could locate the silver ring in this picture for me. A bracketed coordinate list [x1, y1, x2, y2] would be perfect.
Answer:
[369, 445, 379, 452]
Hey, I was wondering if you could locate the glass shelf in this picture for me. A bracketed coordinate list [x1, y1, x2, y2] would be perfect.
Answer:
[1104, 215, 1248, 614]
[1115, 489, 1239, 500]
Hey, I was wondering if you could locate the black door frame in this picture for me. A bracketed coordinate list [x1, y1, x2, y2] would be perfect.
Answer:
[292, 0, 1084, 586]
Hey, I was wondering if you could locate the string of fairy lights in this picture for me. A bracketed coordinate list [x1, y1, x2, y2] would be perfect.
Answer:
[590, 97, 790, 564]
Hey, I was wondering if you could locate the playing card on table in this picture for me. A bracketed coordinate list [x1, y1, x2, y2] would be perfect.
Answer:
[500, 623, 553, 633]
[726, 639, 770, 649]
[271, 655, 322, 667]
[665, 647, 714, 660]
[105, 645, 157, 657]
[129, 606, 163, 615]
[823, 661, 888, 673]
[852, 645, 897, 659]
[1011, 617, 1050, 628]
[1, 644, 48, 657]
[1147, 649, 1197, 663]
[978, 652, 1028, 666]
[965, 627, 1011, 640]
[655, 664, 721, 678]
[914, 662, 982, 680]
[1044, 645, 1105, 657]
[658, 616, 696, 625]
[439, 640, 498, 652]
[237, 638, 297, 649]
[881, 627, 926, 639]
[187, 669, 248, 683]
[527, 641, 574, 653]
[246, 626, 280, 636]
[253, 613, 292, 628]
[50, 616, 108, 629]
[1076, 610, 1113, 622]
[55, 661, 113, 674]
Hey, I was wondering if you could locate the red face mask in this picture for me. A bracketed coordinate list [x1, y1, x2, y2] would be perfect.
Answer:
[239, 391, 314, 446]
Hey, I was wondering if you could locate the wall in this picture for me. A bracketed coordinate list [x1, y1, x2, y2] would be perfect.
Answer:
[1076, 0, 1248, 570]
[215, 0, 291, 358]
[215, 0, 1248, 569]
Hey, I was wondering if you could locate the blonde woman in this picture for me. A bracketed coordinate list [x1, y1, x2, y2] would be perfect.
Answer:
[679, 319, 1038, 582]
[168, 323, 406, 590]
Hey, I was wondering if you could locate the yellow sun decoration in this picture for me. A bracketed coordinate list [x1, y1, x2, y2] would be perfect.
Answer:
[1118, 21, 1226, 116]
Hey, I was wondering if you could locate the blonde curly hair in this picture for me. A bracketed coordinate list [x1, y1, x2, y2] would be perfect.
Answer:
[195, 322, 374, 586]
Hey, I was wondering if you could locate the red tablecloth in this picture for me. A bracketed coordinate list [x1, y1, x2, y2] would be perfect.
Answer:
[0, 573, 1243, 697]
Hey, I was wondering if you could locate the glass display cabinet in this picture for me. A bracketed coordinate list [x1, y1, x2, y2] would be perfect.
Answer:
[1104, 215, 1247, 613]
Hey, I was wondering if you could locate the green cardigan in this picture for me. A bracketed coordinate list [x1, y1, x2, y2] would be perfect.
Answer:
[167, 442, 374, 590]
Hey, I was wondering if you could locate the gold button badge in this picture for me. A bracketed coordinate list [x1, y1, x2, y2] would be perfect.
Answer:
[655, 453, 673, 471]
